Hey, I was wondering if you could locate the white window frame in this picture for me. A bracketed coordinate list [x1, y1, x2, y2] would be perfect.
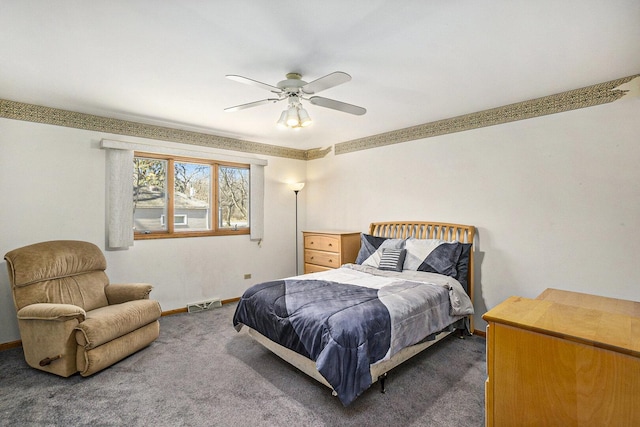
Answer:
[160, 214, 188, 226]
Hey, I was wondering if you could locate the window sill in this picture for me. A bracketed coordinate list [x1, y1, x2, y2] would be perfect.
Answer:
[134, 229, 250, 240]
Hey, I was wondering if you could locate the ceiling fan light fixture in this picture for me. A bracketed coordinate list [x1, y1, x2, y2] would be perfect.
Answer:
[276, 110, 288, 128]
[298, 107, 312, 127]
[286, 105, 300, 127]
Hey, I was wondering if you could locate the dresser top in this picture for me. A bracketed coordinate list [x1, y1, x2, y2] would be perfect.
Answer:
[302, 230, 361, 235]
[483, 288, 640, 357]
[537, 288, 640, 316]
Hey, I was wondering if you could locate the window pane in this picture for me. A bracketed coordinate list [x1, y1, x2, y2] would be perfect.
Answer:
[218, 166, 249, 229]
[133, 157, 168, 233]
[174, 162, 211, 232]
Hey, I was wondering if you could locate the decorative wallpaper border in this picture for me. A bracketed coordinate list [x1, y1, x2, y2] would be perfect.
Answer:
[0, 99, 309, 160]
[1, 74, 637, 160]
[334, 74, 639, 155]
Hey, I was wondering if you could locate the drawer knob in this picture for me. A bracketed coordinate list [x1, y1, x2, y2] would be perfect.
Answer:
[328, 243, 333, 247]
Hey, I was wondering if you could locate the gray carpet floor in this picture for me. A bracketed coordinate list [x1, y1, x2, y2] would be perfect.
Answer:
[0, 302, 486, 426]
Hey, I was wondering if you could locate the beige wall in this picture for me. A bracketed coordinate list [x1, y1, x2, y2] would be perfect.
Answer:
[0, 119, 306, 343]
[304, 96, 640, 331]
[1, 93, 638, 342]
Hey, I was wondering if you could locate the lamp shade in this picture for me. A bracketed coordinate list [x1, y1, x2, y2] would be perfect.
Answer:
[286, 106, 300, 127]
[276, 111, 288, 128]
[298, 108, 312, 127]
[288, 182, 305, 192]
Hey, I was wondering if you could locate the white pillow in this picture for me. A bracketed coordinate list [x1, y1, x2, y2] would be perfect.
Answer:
[403, 238, 446, 270]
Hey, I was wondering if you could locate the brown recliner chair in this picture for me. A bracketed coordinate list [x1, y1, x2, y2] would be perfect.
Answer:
[5, 240, 162, 377]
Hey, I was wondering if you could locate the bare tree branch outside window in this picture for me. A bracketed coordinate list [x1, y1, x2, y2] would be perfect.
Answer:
[219, 166, 249, 228]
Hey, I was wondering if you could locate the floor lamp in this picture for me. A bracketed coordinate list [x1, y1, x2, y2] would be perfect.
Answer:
[289, 182, 305, 275]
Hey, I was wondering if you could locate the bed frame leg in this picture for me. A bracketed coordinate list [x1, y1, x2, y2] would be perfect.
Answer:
[378, 373, 388, 394]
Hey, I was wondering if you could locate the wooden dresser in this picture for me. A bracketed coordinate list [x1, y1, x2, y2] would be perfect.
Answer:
[483, 288, 640, 426]
[302, 231, 360, 274]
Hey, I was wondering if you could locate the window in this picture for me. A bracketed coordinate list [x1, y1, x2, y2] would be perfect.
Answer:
[133, 153, 250, 238]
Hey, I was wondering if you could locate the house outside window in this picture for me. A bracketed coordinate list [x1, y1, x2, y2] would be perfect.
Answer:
[133, 153, 249, 238]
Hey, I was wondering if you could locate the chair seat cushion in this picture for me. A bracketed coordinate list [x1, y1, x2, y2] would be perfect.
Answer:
[75, 299, 162, 349]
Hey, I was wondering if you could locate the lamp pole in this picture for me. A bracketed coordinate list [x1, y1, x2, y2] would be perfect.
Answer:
[294, 189, 300, 275]
[289, 182, 305, 275]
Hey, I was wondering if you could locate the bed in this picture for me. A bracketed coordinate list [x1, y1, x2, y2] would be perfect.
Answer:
[233, 221, 475, 406]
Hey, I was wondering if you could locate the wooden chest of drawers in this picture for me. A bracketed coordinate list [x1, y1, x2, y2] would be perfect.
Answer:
[483, 288, 640, 426]
[302, 231, 360, 274]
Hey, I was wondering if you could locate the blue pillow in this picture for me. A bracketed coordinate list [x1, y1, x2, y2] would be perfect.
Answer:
[454, 243, 472, 292]
[355, 233, 404, 264]
[404, 238, 462, 277]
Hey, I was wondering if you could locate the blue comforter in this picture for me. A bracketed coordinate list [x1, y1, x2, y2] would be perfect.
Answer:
[233, 265, 471, 406]
[233, 279, 391, 405]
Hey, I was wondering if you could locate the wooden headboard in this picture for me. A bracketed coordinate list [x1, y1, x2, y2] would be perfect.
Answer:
[369, 221, 476, 330]
[369, 221, 475, 243]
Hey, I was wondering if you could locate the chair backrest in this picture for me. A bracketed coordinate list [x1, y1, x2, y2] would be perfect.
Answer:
[5, 240, 110, 311]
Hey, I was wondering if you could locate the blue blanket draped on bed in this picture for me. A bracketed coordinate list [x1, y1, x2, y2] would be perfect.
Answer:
[233, 279, 392, 406]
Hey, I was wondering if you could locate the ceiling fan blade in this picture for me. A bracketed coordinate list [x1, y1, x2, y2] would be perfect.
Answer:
[226, 75, 283, 94]
[224, 98, 281, 112]
[302, 72, 351, 94]
[309, 96, 366, 115]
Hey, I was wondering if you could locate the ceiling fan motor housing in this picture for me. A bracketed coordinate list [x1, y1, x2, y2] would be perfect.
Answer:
[278, 73, 309, 95]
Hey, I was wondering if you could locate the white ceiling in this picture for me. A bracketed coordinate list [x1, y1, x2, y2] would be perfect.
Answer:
[2, 1, 639, 150]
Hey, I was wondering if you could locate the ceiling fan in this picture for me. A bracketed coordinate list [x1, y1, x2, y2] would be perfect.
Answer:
[224, 71, 366, 129]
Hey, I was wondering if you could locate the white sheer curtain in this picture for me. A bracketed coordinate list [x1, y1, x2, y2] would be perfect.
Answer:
[101, 139, 267, 249]
[249, 164, 264, 242]
[105, 148, 134, 249]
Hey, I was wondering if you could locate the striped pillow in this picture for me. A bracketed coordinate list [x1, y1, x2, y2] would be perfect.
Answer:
[378, 248, 407, 272]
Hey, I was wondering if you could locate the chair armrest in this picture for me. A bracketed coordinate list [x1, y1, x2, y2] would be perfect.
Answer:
[17, 303, 86, 322]
[105, 283, 153, 305]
